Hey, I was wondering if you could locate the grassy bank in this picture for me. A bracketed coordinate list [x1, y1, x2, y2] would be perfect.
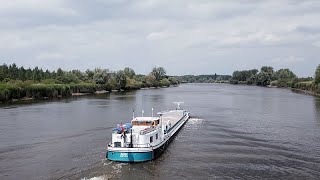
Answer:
[0, 81, 178, 102]
[270, 80, 320, 96]
[0, 65, 180, 102]
[229, 65, 320, 97]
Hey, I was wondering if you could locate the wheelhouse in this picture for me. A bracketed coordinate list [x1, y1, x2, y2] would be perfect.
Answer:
[131, 117, 160, 127]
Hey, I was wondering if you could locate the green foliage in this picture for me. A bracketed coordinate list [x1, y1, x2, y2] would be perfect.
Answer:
[151, 67, 166, 81]
[168, 77, 179, 85]
[274, 69, 296, 80]
[230, 69, 258, 85]
[123, 67, 136, 79]
[57, 73, 80, 84]
[115, 70, 127, 90]
[0, 64, 178, 101]
[261, 66, 274, 77]
[160, 78, 170, 87]
[314, 64, 320, 85]
[292, 81, 314, 91]
[41, 79, 60, 84]
[316, 84, 320, 94]
[230, 66, 298, 87]
[145, 74, 158, 87]
[256, 71, 271, 86]
[93, 68, 110, 84]
[177, 74, 230, 83]
[125, 78, 142, 90]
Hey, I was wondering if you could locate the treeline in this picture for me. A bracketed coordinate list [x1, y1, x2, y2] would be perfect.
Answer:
[230, 65, 320, 94]
[177, 74, 231, 83]
[0, 64, 179, 102]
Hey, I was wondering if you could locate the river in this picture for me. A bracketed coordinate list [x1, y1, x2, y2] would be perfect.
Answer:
[0, 83, 320, 179]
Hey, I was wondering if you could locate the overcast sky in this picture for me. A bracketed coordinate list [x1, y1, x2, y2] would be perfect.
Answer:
[0, 0, 319, 76]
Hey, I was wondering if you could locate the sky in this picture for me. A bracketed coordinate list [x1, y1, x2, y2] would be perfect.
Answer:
[0, 0, 319, 77]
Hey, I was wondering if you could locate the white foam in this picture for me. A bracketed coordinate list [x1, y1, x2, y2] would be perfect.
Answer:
[188, 118, 204, 125]
[81, 175, 109, 180]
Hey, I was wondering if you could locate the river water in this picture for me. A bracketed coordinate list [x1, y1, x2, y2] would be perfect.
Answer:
[0, 84, 320, 179]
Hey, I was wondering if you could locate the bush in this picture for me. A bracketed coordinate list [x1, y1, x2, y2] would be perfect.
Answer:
[293, 81, 314, 91]
[160, 78, 170, 87]
[125, 78, 142, 90]
[315, 83, 320, 94]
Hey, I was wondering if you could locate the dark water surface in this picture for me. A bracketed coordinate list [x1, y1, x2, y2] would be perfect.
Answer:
[1, 84, 320, 179]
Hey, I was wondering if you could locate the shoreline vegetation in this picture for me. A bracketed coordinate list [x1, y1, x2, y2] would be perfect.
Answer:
[0, 65, 179, 103]
[1, 63, 320, 103]
[227, 65, 320, 97]
[176, 65, 320, 97]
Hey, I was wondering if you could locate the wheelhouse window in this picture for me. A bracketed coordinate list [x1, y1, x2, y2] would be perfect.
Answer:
[132, 120, 153, 126]
[156, 133, 158, 139]
[114, 142, 121, 147]
[150, 136, 153, 143]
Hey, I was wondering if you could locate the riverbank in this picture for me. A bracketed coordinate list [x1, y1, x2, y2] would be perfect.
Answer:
[0, 83, 178, 103]
[226, 82, 320, 97]
[290, 88, 320, 97]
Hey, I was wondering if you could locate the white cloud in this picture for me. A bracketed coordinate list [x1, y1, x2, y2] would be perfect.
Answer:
[271, 56, 305, 65]
[0, 0, 78, 16]
[146, 31, 172, 40]
[35, 52, 64, 61]
[0, 0, 319, 76]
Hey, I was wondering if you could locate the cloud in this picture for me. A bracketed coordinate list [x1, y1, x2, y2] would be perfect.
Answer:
[271, 56, 305, 65]
[0, 0, 319, 77]
[146, 31, 173, 40]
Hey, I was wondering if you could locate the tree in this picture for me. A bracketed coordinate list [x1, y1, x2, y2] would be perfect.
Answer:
[160, 78, 170, 87]
[71, 69, 85, 81]
[115, 70, 127, 90]
[57, 68, 64, 77]
[230, 69, 258, 84]
[145, 74, 158, 87]
[93, 68, 110, 84]
[57, 73, 80, 84]
[261, 66, 274, 75]
[123, 67, 136, 79]
[256, 71, 271, 86]
[0, 64, 9, 81]
[261, 66, 274, 80]
[151, 67, 166, 81]
[8, 63, 18, 80]
[315, 64, 320, 85]
[85, 69, 94, 82]
[168, 77, 179, 85]
[274, 69, 296, 80]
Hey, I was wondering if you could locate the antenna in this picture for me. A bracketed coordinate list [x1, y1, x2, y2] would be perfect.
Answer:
[152, 108, 154, 118]
[132, 108, 135, 119]
[173, 102, 184, 110]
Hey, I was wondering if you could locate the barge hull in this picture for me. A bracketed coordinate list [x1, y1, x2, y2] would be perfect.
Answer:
[107, 151, 153, 162]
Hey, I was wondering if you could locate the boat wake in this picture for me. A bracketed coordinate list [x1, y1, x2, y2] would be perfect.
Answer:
[81, 161, 127, 180]
[81, 175, 109, 180]
[187, 118, 204, 125]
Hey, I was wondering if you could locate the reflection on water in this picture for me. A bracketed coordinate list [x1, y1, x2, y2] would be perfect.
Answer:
[1, 84, 320, 180]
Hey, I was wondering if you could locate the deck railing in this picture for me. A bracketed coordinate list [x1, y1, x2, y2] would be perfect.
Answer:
[108, 142, 152, 148]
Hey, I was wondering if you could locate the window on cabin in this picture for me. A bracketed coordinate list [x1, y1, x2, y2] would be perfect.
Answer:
[156, 133, 158, 139]
[114, 142, 121, 147]
[150, 136, 153, 143]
